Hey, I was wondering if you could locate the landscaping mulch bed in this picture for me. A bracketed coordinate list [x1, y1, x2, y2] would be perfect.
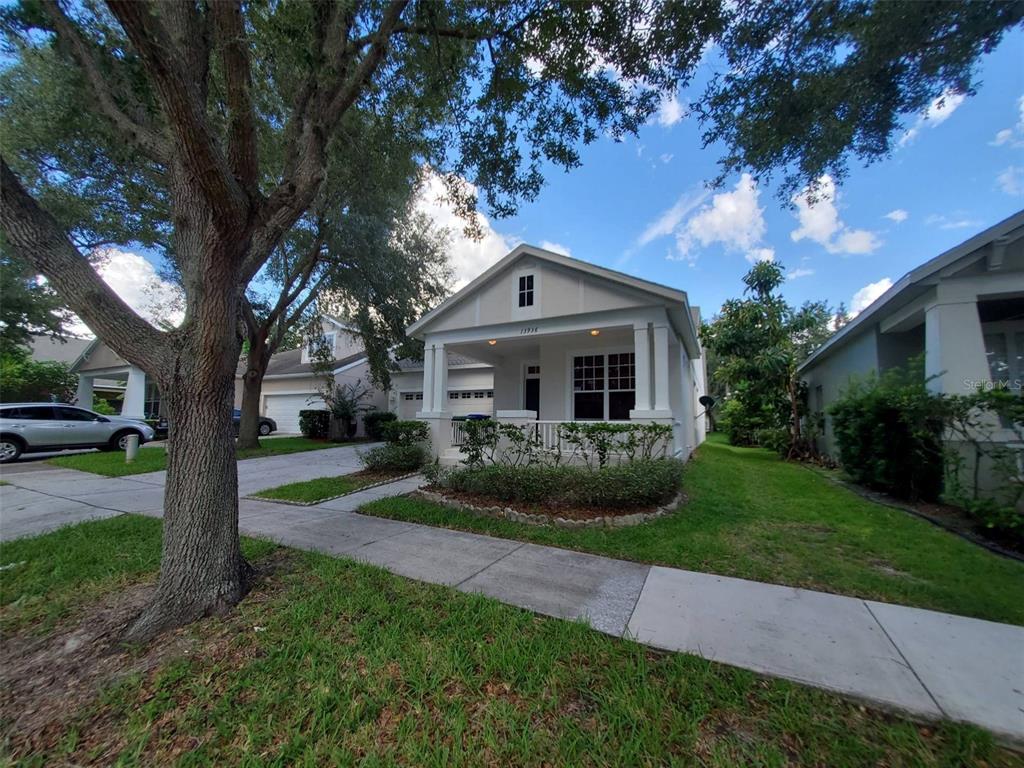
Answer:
[418, 485, 685, 528]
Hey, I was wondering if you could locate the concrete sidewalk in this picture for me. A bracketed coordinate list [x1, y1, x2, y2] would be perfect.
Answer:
[1, 468, 1021, 744]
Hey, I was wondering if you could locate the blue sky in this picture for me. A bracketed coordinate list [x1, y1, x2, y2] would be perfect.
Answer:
[450, 27, 1024, 321]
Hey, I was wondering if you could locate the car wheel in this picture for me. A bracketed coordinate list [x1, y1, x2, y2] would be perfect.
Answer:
[113, 430, 141, 451]
[258, 422, 272, 436]
[0, 438, 23, 463]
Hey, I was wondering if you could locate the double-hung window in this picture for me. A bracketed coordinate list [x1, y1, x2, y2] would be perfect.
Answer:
[518, 274, 534, 307]
[572, 353, 636, 420]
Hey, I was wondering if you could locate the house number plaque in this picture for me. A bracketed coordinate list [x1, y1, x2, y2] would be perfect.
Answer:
[519, 326, 539, 335]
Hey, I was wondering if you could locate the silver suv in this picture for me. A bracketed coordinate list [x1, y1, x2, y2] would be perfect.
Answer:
[0, 403, 156, 463]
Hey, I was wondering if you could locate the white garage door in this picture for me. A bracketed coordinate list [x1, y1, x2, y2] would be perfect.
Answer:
[397, 389, 494, 419]
[398, 391, 424, 419]
[264, 393, 325, 434]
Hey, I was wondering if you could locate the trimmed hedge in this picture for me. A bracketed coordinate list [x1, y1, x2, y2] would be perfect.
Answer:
[363, 411, 398, 440]
[298, 409, 331, 439]
[361, 443, 428, 472]
[427, 459, 683, 510]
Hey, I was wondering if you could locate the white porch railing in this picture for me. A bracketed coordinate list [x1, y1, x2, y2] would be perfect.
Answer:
[451, 418, 468, 447]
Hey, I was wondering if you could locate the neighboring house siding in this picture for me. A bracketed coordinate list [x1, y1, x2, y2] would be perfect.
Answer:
[801, 329, 880, 457]
[76, 342, 127, 373]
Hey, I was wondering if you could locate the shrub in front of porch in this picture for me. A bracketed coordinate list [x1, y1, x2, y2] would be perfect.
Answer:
[425, 459, 682, 511]
[359, 420, 429, 472]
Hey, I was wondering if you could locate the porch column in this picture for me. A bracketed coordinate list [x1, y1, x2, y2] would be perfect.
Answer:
[923, 285, 989, 395]
[121, 366, 146, 419]
[652, 324, 670, 412]
[633, 322, 652, 412]
[76, 375, 94, 410]
[421, 343, 436, 411]
[431, 342, 448, 412]
[416, 340, 452, 459]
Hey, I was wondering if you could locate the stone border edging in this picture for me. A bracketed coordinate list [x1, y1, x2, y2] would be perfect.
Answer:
[246, 471, 420, 507]
[415, 488, 686, 529]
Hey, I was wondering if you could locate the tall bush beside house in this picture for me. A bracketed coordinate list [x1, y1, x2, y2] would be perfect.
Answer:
[360, 419, 429, 472]
[829, 362, 946, 501]
[363, 412, 397, 441]
[0, 348, 77, 403]
[298, 410, 331, 440]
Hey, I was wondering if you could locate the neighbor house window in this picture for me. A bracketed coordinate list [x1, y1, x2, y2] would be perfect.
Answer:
[518, 274, 534, 307]
[307, 332, 335, 358]
[573, 353, 636, 420]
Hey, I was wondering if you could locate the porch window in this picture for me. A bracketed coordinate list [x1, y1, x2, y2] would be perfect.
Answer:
[518, 274, 534, 307]
[573, 353, 636, 420]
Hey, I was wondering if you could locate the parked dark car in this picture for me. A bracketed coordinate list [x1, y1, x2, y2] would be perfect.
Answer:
[233, 409, 277, 436]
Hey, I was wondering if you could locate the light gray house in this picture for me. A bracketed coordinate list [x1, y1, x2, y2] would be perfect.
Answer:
[405, 244, 707, 464]
[800, 210, 1024, 496]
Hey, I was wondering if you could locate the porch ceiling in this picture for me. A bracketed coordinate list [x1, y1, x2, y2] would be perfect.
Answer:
[448, 325, 634, 365]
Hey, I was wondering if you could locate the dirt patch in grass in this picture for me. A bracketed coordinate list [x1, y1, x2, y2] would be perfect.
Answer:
[0, 550, 295, 761]
[421, 485, 677, 521]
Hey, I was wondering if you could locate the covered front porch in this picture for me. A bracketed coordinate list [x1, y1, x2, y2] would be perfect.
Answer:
[415, 307, 703, 462]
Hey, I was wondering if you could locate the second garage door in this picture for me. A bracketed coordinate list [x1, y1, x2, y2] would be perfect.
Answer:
[398, 389, 494, 419]
[263, 393, 325, 434]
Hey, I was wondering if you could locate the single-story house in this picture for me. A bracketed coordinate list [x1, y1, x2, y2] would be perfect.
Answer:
[799, 210, 1024, 497]
[30, 334, 125, 407]
[71, 337, 162, 419]
[404, 243, 707, 464]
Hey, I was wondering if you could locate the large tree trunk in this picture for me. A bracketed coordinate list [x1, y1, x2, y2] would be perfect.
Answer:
[237, 334, 270, 451]
[124, 254, 252, 642]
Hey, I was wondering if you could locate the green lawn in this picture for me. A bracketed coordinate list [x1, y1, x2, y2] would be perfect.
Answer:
[46, 437, 350, 477]
[1, 516, 1015, 767]
[252, 470, 397, 503]
[362, 434, 1024, 626]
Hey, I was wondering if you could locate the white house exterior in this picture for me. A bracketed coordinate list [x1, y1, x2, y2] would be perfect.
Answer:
[800, 210, 1024, 497]
[405, 244, 707, 463]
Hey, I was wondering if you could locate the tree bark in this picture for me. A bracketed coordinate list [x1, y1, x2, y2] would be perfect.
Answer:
[237, 333, 271, 451]
[124, 266, 251, 642]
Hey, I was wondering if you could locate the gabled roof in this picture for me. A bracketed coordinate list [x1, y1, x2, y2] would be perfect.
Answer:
[407, 243, 692, 337]
[235, 348, 367, 379]
[799, 209, 1024, 372]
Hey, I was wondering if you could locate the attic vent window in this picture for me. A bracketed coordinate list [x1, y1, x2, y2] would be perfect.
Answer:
[518, 274, 534, 307]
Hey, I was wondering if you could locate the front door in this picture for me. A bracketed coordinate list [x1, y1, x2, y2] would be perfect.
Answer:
[524, 379, 540, 416]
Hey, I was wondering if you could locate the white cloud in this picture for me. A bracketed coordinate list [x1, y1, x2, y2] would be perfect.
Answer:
[997, 165, 1024, 197]
[659, 153, 674, 165]
[898, 89, 966, 147]
[634, 188, 710, 250]
[413, 170, 515, 289]
[989, 95, 1024, 147]
[746, 247, 775, 264]
[539, 240, 572, 257]
[790, 175, 882, 255]
[671, 174, 769, 265]
[653, 93, 686, 127]
[850, 277, 893, 316]
[884, 209, 909, 224]
[925, 212, 983, 230]
[787, 268, 814, 280]
[68, 248, 184, 336]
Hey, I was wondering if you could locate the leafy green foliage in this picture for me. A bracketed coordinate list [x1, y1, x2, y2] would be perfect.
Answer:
[318, 379, 374, 437]
[381, 419, 430, 446]
[702, 262, 833, 456]
[0, 347, 77, 402]
[459, 419, 673, 470]
[0, 250, 71, 355]
[359, 442, 428, 473]
[363, 411, 398, 441]
[697, 1, 1024, 198]
[432, 459, 683, 510]
[297, 410, 331, 440]
[829, 360, 947, 501]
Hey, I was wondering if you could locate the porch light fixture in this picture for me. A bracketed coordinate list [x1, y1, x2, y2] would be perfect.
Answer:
[589, 329, 600, 336]
[488, 339, 497, 345]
